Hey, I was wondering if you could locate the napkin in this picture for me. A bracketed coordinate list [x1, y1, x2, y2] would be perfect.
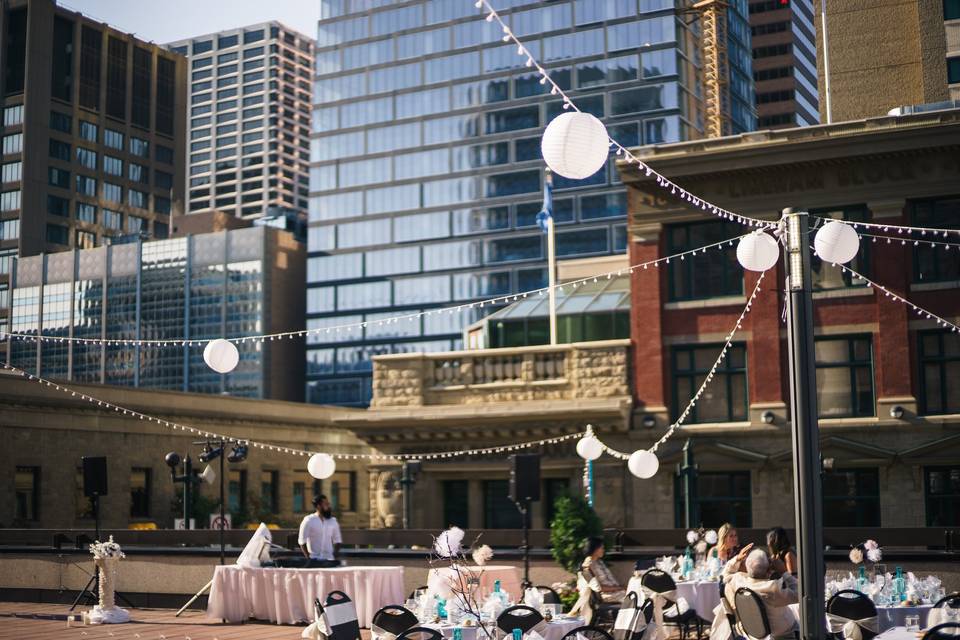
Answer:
[524, 588, 544, 610]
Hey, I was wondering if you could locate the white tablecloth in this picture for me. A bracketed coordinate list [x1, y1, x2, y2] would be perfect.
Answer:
[789, 603, 934, 633]
[626, 577, 721, 620]
[207, 565, 405, 626]
[430, 566, 524, 602]
[424, 617, 584, 640]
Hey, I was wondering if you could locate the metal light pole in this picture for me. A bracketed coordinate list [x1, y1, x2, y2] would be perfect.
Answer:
[783, 209, 826, 640]
[400, 460, 421, 529]
[821, 0, 832, 124]
[678, 440, 698, 529]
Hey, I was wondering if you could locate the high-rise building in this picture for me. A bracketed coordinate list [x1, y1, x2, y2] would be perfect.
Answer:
[0, 0, 187, 320]
[307, 0, 756, 407]
[945, 0, 960, 100]
[4, 225, 306, 402]
[748, 0, 819, 128]
[166, 23, 314, 221]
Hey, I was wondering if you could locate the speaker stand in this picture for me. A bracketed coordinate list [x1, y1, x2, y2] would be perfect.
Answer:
[515, 498, 533, 591]
[68, 495, 135, 612]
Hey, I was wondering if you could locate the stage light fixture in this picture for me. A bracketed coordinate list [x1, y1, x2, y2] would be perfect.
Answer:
[227, 444, 248, 463]
[199, 445, 223, 463]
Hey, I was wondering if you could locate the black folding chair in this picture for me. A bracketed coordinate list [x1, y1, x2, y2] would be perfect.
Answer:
[536, 584, 562, 605]
[733, 587, 771, 640]
[613, 592, 649, 640]
[923, 624, 960, 640]
[408, 585, 429, 600]
[826, 590, 877, 640]
[561, 625, 615, 640]
[372, 606, 418, 638]
[934, 593, 960, 609]
[497, 604, 545, 635]
[719, 578, 743, 640]
[314, 591, 361, 640]
[640, 569, 701, 640]
[396, 627, 445, 640]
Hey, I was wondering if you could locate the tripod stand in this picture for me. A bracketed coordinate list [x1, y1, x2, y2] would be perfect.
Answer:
[514, 498, 533, 591]
[69, 495, 135, 611]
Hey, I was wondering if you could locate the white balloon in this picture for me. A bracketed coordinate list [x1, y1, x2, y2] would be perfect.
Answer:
[576, 435, 604, 461]
[628, 450, 659, 479]
[814, 220, 860, 264]
[736, 231, 779, 272]
[541, 112, 610, 180]
[307, 453, 336, 480]
[203, 339, 239, 374]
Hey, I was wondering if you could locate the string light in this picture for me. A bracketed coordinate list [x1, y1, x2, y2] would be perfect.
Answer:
[855, 231, 960, 250]
[2, 233, 752, 348]
[814, 216, 960, 240]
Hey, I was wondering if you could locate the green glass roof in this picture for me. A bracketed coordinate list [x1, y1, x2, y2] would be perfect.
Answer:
[487, 273, 630, 321]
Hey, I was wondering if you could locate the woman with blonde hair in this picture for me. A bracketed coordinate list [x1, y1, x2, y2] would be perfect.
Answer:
[708, 523, 740, 564]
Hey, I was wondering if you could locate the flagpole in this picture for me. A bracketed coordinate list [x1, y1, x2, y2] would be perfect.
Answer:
[547, 214, 557, 345]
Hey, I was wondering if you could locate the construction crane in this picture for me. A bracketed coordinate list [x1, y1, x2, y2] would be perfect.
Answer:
[680, 0, 732, 138]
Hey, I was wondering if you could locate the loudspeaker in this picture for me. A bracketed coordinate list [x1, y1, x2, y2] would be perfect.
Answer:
[509, 453, 540, 503]
[82, 456, 108, 497]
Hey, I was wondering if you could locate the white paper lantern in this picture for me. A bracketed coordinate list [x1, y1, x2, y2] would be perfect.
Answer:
[628, 449, 659, 479]
[736, 231, 779, 272]
[307, 453, 336, 480]
[541, 112, 609, 180]
[576, 435, 604, 461]
[203, 339, 239, 374]
[814, 220, 860, 264]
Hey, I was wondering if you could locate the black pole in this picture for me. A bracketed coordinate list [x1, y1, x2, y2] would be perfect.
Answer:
[783, 209, 826, 640]
[520, 499, 531, 590]
[680, 439, 697, 529]
[183, 456, 192, 530]
[219, 448, 225, 565]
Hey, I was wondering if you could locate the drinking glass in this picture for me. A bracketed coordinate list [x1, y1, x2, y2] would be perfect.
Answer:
[905, 615, 920, 632]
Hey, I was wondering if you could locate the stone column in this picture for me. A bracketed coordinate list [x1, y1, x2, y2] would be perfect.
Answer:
[746, 264, 788, 423]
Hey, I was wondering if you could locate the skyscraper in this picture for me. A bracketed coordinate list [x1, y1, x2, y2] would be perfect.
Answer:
[307, 0, 756, 407]
[167, 23, 314, 221]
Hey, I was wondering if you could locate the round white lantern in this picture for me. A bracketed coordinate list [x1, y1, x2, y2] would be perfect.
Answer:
[307, 453, 336, 480]
[628, 449, 659, 479]
[736, 231, 780, 272]
[814, 220, 860, 264]
[576, 435, 604, 461]
[541, 112, 609, 180]
[203, 339, 239, 374]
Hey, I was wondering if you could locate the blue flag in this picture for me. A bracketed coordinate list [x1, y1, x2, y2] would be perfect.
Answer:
[535, 174, 553, 233]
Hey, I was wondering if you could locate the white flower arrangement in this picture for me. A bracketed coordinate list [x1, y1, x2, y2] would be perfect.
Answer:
[435, 526, 465, 558]
[849, 547, 864, 564]
[686, 530, 698, 545]
[704, 530, 718, 545]
[472, 544, 494, 567]
[89, 535, 125, 560]
[849, 539, 882, 565]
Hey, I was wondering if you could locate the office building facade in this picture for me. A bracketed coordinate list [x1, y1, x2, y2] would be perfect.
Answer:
[167, 23, 314, 220]
[749, 0, 819, 128]
[307, 0, 756, 406]
[0, 0, 187, 321]
[4, 225, 305, 401]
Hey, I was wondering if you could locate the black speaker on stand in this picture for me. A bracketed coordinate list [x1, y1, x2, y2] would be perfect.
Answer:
[509, 453, 540, 590]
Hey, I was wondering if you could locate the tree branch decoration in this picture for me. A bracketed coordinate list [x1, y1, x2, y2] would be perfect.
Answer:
[428, 527, 498, 640]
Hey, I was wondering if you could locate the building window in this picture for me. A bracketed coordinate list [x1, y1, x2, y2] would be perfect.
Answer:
[127, 216, 144, 233]
[483, 479, 523, 528]
[52, 16, 74, 102]
[810, 206, 871, 289]
[228, 469, 247, 514]
[48, 194, 70, 217]
[130, 467, 151, 518]
[925, 465, 960, 526]
[815, 336, 874, 418]
[949, 57, 960, 85]
[544, 478, 570, 526]
[946, 0, 960, 20]
[1, 161, 21, 183]
[103, 209, 122, 230]
[317, 471, 356, 514]
[77, 175, 98, 197]
[75, 468, 94, 520]
[76, 147, 97, 170]
[0, 218, 19, 240]
[104, 156, 123, 177]
[104, 182, 122, 203]
[46, 224, 69, 245]
[79, 26, 102, 109]
[76, 202, 97, 224]
[443, 480, 470, 528]
[1, 189, 22, 211]
[3, 104, 23, 126]
[106, 37, 128, 119]
[293, 481, 306, 513]
[671, 344, 747, 423]
[156, 144, 174, 165]
[4, 9, 27, 94]
[918, 330, 960, 415]
[129, 163, 149, 185]
[130, 137, 150, 158]
[913, 197, 960, 283]
[132, 47, 152, 129]
[76, 230, 96, 249]
[49, 139, 71, 161]
[50, 111, 72, 133]
[667, 221, 743, 301]
[822, 468, 880, 526]
[156, 57, 176, 136]
[79, 121, 98, 143]
[674, 471, 752, 527]
[15, 467, 39, 521]
[48, 167, 70, 189]
[260, 470, 278, 513]
[2, 133, 22, 154]
[104, 129, 124, 150]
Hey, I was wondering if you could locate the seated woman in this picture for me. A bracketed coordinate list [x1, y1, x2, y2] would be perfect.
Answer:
[581, 536, 625, 603]
[766, 527, 797, 577]
[708, 523, 740, 565]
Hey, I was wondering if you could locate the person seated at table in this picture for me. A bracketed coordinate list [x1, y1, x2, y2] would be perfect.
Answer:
[581, 536, 626, 603]
[723, 546, 799, 639]
[298, 494, 342, 568]
[766, 527, 797, 577]
[708, 523, 740, 565]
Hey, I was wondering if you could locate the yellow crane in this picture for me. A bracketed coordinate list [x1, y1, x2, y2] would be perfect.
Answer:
[681, 0, 732, 138]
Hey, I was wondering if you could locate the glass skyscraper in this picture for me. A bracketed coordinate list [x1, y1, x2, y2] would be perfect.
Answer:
[308, 0, 756, 406]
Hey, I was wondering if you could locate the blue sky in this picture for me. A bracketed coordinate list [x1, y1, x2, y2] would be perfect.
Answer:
[60, 0, 319, 44]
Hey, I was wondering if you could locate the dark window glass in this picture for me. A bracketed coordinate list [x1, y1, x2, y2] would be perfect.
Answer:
[14, 466, 39, 521]
[925, 465, 960, 526]
[106, 37, 128, 119]
[156, 57, 177, 136]
[131, 47, 152, 129]
[46, 224, 69, 245]
[4, 9, 28, 95]
[918, 330, 960, 415]
[946, 0, 960, 20]
[50, 111, 72, 133]
[192, 39, 213, 55]
[815, 336, 875, 418]
[810, 206, 871, 289]
[79, 26, 102, 109]
[557, 227, 608, 256]
[130, 467, 151, 518]
[443, 480, 470, 528]
[675, 471, 751, 527]
[155, 170, 173, 190]
[516, 198, 573, 227]
[219, 34, 239, 48]
[486, 170, 540, 198]
[244, 29, 265, 44]
[667, 221, 743, 301]
[228, 469, 247, 514]
[156, 144, 174, 165]
[52, 16, 75, 102]
[47, 194, 70, 217]
[822, 468, 880, 526]
[948, 57, 960, 84]
[293, 481, 306, 513]
[672, 344, 748, 423]
[486, 235, 542, 263]
[260, 470, 278, 513]
[485, 106, 539, 134]
[483, 480, 522, 528]
[49, 139, 71, 161]
[581, 192, 626, 220]
[515, 137, 540, 162]
[544, 478, 569, 526]
[913, 197, 960, 283]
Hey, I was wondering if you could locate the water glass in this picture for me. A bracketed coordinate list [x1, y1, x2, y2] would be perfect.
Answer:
[905, 615, 920, 632]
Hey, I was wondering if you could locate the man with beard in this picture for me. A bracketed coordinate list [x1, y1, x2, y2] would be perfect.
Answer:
[298, 494, 343, 568]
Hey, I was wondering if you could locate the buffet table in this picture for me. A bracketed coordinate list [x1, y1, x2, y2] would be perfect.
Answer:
[206, 565, 405, 625]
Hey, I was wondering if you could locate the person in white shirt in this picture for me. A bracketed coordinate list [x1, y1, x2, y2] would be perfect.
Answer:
[298, 494, 342, 566]
[721, 545, 799, 639]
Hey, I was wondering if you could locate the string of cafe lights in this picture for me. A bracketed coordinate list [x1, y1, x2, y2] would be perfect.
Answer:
[597, 270, 768, 461]
[811, 215, 960, 240]
[1, 232, 751, 347]
[0, 361, 588, 462]
[856, 230, 960, 250]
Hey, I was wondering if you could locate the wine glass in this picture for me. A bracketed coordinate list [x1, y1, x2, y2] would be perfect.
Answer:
[873, 564, 887, 591]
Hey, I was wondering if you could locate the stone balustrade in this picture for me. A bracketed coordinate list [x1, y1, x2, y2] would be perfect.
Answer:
[371, 339, 630, 407]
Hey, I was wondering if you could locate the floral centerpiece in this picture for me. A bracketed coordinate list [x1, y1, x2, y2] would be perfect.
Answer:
[682, 528, 718, 575]
[87, 536, 130, 624]
[427, 527, 496, 638]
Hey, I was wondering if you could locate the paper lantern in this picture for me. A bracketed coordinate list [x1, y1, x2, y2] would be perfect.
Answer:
[814, 220, 860, 264]
[541, 112, 609, 180]
[628, 449, 659, 479]
[576, 435, 604, 461]
[307, 453, 336, 480]
[203, 339, 239, 374]
[736, 231, 779, 272]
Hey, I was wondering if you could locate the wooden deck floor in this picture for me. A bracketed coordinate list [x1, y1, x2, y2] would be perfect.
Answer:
[0, 602, 341, 639]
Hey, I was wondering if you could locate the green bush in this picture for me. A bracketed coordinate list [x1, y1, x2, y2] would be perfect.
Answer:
[549, 495, 603, 573]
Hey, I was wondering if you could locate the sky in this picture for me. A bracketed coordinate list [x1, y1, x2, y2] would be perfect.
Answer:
[60, 0, 320, 44]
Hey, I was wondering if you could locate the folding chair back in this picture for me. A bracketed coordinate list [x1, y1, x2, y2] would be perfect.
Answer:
[734, 587, 771, 640]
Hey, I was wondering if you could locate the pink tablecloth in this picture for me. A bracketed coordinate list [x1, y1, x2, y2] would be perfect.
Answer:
[431, 565, 524, 602]
[207, 565, 405, 626]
